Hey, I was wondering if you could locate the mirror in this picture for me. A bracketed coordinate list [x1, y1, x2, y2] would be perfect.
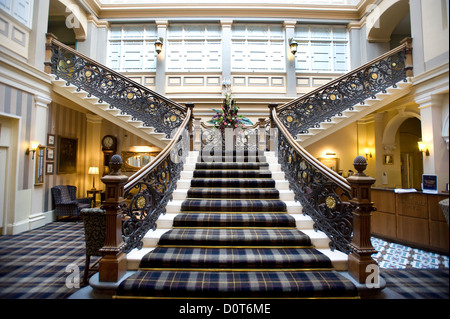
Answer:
[121, 151, 160, 172]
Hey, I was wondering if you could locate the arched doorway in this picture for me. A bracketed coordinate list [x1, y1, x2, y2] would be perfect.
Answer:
[399, 118, 423, 189]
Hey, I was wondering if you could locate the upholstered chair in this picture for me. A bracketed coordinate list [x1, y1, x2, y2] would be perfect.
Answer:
[51, 185, 92, 219]
[81, 208, 106, 284]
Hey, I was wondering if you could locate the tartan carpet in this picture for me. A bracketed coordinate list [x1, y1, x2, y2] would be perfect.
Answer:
[0, 221, 88, 299]
[0, 222, 447, 299]
[117, 151, 358, 298]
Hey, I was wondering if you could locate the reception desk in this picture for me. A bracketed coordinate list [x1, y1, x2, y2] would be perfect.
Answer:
[371, 188, 449, 254]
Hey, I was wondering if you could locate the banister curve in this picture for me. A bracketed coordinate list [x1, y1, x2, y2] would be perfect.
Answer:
[276, 42, 408, 113]
[124, 106, 192, 192]
[50, 38, 186, 113]
[271, 108, 351, 192]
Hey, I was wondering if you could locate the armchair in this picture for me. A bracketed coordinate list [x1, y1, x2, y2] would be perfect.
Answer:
[81, 208, 106, 284]
[51, 185, 92, 219]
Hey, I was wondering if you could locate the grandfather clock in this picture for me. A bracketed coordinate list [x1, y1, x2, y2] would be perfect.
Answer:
[101, 135, 117, 176]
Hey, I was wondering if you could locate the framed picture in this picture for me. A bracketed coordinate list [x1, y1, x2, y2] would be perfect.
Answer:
[35, 145, 45, 185]
[46, 147, 55, 161]
[46, 162, 54, 175]
[47, 134, 55, 146]
[383, 154, 394, 165]
[57, 136, 78, 174]
[317, 157, 339, 172]
[422, 174, 438, 194]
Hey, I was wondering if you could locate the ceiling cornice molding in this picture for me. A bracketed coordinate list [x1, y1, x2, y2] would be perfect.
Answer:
[79, 0, 371, 21]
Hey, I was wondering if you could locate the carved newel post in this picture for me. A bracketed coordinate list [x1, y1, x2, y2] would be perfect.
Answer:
[347, 156, 377, 284]
[99, 155, 128, 282]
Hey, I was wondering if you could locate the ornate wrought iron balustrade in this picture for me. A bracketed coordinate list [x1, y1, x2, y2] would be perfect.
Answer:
[272, 108, 354, 253]
[119, 110, 191, 254]
[277, 42, 410, 138]
[48, 38, 186, 138]
[199, 120, 270, 153]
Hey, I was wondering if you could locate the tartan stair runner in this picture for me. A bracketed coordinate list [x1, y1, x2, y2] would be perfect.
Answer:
[116, 151, 357, 298]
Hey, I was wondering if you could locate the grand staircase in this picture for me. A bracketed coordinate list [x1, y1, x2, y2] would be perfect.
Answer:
[117, 150, 357, 299]
[45, 36, 412, 299]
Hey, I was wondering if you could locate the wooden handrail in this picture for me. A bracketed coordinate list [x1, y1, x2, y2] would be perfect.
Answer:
[276, 40, 411, 113]
[48, 36, 187, 114]
[124, 106, 192, 192]
[271, 107, 351, 192]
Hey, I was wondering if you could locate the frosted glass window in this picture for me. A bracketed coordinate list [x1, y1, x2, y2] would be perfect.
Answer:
[166, 24, 222, 72]
[231, 24, 285, 72]
[1, 0, 33, 27]
[107, 24, 158, 72]
[294, 24, 349, 73]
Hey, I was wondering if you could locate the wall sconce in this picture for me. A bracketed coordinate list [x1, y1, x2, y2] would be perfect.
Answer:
[418, 141, 430, 156]
[155, 37, 163, 54]
[26, 142, 40, 160]
[88, 166, 99, 190]
[364, 148, 372, 160]
[289, 38, 298, 55]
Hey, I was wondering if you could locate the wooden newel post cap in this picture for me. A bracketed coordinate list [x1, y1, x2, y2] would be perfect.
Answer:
[353, 155, 367, 176]
[109, 154, 123, 175]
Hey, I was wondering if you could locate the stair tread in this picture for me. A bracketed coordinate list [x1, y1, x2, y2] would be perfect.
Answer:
[116, 270, 358, 298]
[173, 213, 296, 227]
[181, 199, 287, 212]
[139, 247, 333, 269]
[157, 228, 312, 246]
[187, 188, 280, 199]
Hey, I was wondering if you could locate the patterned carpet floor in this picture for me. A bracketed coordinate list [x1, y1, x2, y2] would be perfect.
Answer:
[0, 220, 448, 299]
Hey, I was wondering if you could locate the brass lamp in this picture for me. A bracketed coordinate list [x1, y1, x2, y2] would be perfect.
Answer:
[88, 166, 99, 190]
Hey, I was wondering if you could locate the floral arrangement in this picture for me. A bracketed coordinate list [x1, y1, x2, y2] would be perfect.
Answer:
[207, 93, 253, 130]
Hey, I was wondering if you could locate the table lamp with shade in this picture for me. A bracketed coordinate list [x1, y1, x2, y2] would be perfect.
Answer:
[88, 166, 99, 190]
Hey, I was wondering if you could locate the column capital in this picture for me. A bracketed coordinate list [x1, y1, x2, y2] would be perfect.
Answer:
[156, 20, 169, 27]
[283, 20, 297, 28]
[34, 95, 52, 108]
[220, 19, 233, 27]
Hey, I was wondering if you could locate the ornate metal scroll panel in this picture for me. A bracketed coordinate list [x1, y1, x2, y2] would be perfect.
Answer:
[276, 129, 354, 253]
[120, 127, 190, 254]
[278, 47, 407, 138]
[49, 39, 186, 138]
[200, 124, 271, 153]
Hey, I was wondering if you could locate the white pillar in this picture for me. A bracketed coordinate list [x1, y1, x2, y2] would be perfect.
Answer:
[417, 94, 449, 192]
[155, 20, 168, 94]
[284, 20, 297, 97]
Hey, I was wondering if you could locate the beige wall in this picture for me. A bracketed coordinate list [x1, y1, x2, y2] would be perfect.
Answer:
[421, 0, 449, 66]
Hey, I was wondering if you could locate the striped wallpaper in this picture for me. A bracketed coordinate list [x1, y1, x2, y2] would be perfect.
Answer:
[1, 82, 162, 215]
[44, 102, 88, 212]
[0, 83, 34, 191]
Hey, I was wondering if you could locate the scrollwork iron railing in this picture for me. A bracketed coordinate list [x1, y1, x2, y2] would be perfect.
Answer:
[271, 108, 354, 253]
[199, 120, 270, 153]
[277, 43, 409, 138]
[48, 38, 187, 138]
[120, 109, 192, 254]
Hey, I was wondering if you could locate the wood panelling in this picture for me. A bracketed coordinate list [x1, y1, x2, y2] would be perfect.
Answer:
[397, 193, 428, 218]
[371, 188, 449, 253]
[397, 215, 429, 244]
[372, 211, 397, 238]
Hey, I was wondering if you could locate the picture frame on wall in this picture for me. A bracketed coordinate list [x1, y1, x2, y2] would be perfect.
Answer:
[46, 162, 54, 175]
[46, 147, 55, 161]
[47, 134, 55, 146]
[57, 136, 78, 174]
[317, 157, 339, 172]
[383, 154, 394, 165]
